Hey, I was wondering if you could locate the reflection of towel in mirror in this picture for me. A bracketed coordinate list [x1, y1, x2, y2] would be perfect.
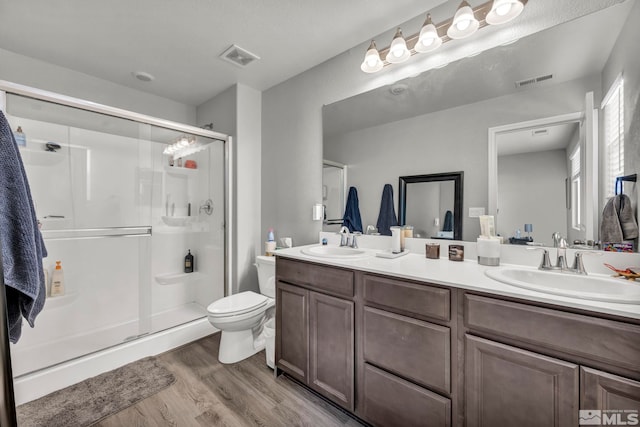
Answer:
[342, 187, 363, 233]
[443, 210, 454, 232]
[376, 184, 397, 236]
[600, 194, 639, 243]
[0, 111, 48, 343]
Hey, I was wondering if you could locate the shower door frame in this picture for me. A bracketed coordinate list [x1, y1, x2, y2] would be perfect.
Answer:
[0, 80, 234, 413]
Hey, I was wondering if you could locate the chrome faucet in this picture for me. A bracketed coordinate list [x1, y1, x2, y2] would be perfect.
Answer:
[338, 226, 350, 247]
[529, 244, 594, 275]
[555, 238, 568, 270]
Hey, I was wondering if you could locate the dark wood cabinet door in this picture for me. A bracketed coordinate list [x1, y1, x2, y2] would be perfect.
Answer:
[309, 291, 354, 411]
[465, 335, 579, 427]
[581, 367, 640, 421]
[276, 281, 308, 383]
[361, 363, 450, 427]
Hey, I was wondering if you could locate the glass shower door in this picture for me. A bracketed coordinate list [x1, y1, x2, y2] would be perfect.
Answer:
[5, 94, 153, 376]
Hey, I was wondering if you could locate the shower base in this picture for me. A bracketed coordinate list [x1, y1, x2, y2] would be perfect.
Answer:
[12, 303, 213, 405]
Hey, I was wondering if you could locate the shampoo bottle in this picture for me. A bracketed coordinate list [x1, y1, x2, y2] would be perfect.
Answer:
[50, 261, 65, 297]
[184, 250, 194, 273]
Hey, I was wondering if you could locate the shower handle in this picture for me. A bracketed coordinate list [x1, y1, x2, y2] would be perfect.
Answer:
[200, 199, 213, 215]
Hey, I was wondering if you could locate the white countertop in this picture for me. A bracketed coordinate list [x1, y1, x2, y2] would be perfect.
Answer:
[275, 244, 640, 321]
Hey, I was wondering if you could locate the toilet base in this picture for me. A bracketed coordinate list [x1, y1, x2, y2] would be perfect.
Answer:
[218, 329, 265, 364]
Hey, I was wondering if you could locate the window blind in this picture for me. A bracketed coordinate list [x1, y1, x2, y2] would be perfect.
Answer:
[602, 75, 624, 198]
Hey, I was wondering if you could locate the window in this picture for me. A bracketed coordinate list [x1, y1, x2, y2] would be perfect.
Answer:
[602, 74, 624, 198]
[570, 146, 581, 230]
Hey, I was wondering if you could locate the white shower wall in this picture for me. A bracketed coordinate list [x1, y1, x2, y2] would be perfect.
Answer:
[6, 97, 226, 380]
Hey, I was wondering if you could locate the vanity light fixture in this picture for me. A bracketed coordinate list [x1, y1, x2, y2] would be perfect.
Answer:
[359, 0, 527, 73]
[486, 0, 525, 25]
[360, 40, 384, 73]
[386, 28, 411, 64]
[447, 1, 479, 39]
[415, 14, 442, 53]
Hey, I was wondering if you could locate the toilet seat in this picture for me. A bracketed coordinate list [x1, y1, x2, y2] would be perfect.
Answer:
[207, 291, 269, 318]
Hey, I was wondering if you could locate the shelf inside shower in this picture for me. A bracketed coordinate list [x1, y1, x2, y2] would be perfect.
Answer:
[42, 292, 79, 310]
[155, 271, 203, 285]
[164, 165, 198, 177]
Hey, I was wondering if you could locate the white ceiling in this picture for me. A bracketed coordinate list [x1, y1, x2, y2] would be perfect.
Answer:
[497, 122, 580, 157]
[0, 0, 448, 106]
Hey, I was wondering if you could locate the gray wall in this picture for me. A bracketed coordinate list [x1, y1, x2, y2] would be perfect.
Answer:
[197, 84, 262, 294]
[324, 75, 600, 241]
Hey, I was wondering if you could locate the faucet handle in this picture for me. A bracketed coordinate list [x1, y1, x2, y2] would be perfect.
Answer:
[527, 247, 552, 270]
[571, 251, 602, 275]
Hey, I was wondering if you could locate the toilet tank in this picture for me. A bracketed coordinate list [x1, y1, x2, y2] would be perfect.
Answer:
[255, 255, 276, 298]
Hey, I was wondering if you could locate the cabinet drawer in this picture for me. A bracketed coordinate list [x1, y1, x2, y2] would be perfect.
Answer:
[362, 363, 451, 427]
[277, 257, 354, 298]
[464, 294, 640, 372]
[363, 306, 450, 394]
[363, 274, 450, 321]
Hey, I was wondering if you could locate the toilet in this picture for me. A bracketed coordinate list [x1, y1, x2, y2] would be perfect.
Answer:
[207, 255, 276, 364]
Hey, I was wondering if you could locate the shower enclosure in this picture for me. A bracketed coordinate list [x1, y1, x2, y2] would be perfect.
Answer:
[0, 81, 231, 403]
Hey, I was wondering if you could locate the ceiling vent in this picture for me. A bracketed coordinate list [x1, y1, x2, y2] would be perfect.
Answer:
[219, 45, 260, 68]
[515, 74, 553, 88]
[532, 128, 548, 136]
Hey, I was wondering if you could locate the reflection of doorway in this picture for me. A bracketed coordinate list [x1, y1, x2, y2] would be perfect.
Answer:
[489, 112, 588, 246]
[322, 160, 347, 231]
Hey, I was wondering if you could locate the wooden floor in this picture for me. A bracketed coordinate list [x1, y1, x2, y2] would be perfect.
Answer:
[95, 333, 364, 426]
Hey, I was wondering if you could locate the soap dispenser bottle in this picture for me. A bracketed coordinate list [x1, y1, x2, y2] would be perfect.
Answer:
[184, 250, 194, 273]
[50, 261, 65, 297]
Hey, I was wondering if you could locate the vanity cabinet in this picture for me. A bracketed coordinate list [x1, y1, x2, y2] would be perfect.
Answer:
[581, 367, 640, 413]
[358, 274, 453, 427]
[275, 258, 355, 410]
[276, 256, 640, 427]
[463, 292, 640, 427]
[465, 334, 579, 427]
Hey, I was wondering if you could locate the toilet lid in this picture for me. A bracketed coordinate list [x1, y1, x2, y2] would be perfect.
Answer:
[207, 291, 269, 317]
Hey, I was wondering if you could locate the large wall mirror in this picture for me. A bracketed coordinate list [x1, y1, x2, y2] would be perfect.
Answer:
[322, 1, 639, 247]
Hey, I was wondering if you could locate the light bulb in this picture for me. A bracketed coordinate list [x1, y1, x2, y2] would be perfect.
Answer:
[415, 14, 442, 53]
[386, 28, 410, 64]
[496, 3, 511, 15]
[447, 1, 479, 39]
[360, 40, 383, 73]
[486, 0, 524, 25]
[456, 19, 471, 31]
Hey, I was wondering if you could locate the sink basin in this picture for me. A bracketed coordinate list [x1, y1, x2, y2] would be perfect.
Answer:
[485, 267, 640, 304]
[301, 245, 370, 259]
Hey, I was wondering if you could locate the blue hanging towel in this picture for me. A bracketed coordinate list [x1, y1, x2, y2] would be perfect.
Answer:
[376, 184, 398, 236]
[0, 111, 48, 343]
[342, 187, 363, 233]
[443, 210, 454, 232]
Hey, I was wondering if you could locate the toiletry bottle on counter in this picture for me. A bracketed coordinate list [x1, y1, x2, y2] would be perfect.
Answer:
[184, 250, 194, 273]
[14, 126, 26, 147]
[265, 228, 276, 256]
[50, 261, 65, 297]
